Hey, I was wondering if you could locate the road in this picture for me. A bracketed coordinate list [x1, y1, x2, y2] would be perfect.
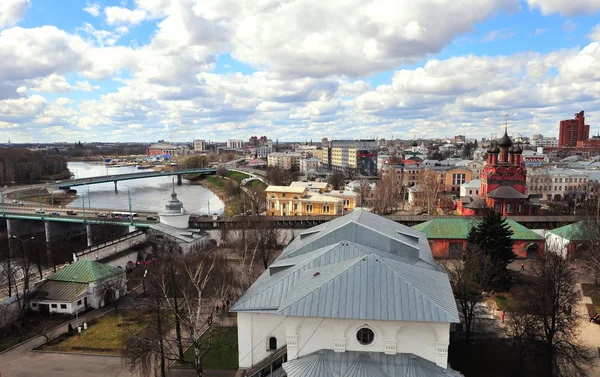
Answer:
[0, 203, 160, 224]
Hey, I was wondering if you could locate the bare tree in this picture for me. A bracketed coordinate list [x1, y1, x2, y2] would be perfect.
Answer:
[444, 246, 498, 343]
[502, 303, 541, 377]
[417, 169, 442, 215]
[373, 173, 397, 215]
[516, 252, 594, 377]
[353, 180, 373, 207]
[578, 218, 600, 284]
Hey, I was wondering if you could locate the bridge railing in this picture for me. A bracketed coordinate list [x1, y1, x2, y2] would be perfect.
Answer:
[75, 229, 146, 258]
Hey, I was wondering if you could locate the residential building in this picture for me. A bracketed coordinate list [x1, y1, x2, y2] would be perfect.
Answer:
[29, 260, 126, 315]
[345, 180, 376, 207]
[325, 139, 378, 176]
[559, 111, 589, 147]
[530, 136, 558, 148]
[265, 186, 342, 216]
[193, 139, 206, 152]
[521, 150, 547, 167]
[299, 157, 322, 172]
[546, 222, 586, 259]
[454, 160, 483, 180]
[267, 152, 302, 170]
[147, 141, 179, 156]
[255, 146, 273, 158]
[413, 218, 544, 259]
[442, 167, 472, 193]
[459, 179, 480, 197]
[527, 168, 588, 202]
[231, 210, 461, 377]
[227, 139, 245, 150]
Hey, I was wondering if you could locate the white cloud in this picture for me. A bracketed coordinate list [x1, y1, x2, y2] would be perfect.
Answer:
[83, 2, 101, 17]
[0, 0, 31, 28]
[590, 24, 600, 42]
[482, 29, 518, 42]
[526, 0, 600, 16]
[105, 6, 147, 25]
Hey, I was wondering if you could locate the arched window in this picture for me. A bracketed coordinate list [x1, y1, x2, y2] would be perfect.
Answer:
[268, 337, 277, 351]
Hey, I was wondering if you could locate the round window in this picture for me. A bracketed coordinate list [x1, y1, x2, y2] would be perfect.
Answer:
[356, 327, 374, 345]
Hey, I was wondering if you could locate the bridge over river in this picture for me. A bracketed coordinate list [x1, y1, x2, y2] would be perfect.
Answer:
[54, 167, 217, 191]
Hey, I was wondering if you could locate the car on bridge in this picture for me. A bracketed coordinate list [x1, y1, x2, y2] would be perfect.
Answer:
[35, 208, 44, 214]
[50, 211, 60, 216]
[146, 216, 158, 220]
[97, 212, 109, 217]
[66, 210, 77, 215]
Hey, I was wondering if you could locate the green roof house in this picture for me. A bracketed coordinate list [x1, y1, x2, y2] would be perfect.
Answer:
[29, 260, 126, 315]
[547, 221, 587, 259]
[412, 218, 544, 259]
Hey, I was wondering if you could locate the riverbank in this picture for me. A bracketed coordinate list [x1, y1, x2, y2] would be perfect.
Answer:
[192, 177, 235, 215]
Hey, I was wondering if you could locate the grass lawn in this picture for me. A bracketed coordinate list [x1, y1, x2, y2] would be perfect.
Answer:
[493, 293, 516, 311]
[247, 180, 267, 190]
[40, 310, 144, 354]
[582, 284, 600, 312]
[204, 176, 227, 189]
[184, 327, 238, 370]
[225, 170, 249, 183]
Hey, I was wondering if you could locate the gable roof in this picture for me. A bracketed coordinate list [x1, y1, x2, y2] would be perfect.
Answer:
[231, 210, 459, 323]
[412, 218, 543, 241]
[48, 260, 123, 283]
[291, 181, 329, 189]
[283, 350, 463, 377]
[487, 186, 527, 199]
[266, 186, 307, 194]
[548, 221, 586, 241]
[29, 280, 88, 302]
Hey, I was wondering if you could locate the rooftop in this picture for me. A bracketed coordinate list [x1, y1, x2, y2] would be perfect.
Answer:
[283, 350, 462, 377]
[266, 186, 308, 194]
[48, 260, 123, 283]
[412, 218, 543, 241]
[231, 210, 459, 323]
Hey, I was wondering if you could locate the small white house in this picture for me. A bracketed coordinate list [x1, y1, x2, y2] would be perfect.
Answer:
[29, 260, 126, 315]
[231, 210, 461, 377]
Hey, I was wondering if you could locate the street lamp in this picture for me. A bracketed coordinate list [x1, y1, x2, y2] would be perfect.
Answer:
[84, 184, 91, 210]
[127, 187, 134, 225]
[1, 188, 5, 216]
[38, 187, 44, 217]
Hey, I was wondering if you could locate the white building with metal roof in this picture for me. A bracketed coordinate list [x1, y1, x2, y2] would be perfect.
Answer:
[231, 209, 461, 377]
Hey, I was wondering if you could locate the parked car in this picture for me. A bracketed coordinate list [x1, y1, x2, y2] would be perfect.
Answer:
[146, 216, 157, 220]
[18, 201, 23, 205]
[11, 199, 18, 203]
[35, 208, 44, 214]
[66, 210, 77, 215]
[50, 211, 60, 216]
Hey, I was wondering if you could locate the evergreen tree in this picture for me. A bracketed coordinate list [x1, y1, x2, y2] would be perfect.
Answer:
[466, 210, 515, 289]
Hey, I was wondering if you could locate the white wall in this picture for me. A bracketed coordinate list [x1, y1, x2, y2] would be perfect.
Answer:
[238, 313, 450, 369]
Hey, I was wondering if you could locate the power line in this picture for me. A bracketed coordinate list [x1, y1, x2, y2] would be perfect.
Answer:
[238, 315, 289, 365]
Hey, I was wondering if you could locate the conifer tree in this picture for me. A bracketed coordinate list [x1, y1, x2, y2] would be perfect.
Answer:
[466, 210, 515, 289]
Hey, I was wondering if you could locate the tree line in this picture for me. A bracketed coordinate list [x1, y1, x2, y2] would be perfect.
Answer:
[0, 148, 70, 185]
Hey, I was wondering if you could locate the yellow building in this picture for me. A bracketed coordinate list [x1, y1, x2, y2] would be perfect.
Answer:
[266, 182, 358, 216]
[440, 167, 472, 193]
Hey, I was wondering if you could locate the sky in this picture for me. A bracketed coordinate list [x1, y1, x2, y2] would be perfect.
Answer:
[1, 0, 600, 143]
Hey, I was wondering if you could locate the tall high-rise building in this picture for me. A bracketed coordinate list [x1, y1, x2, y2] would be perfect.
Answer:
[559, 111, 589, 147]
[323, 139, 378, 176]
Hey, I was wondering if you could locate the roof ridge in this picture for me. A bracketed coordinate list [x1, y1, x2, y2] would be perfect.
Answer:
[377, 256, 459, 321]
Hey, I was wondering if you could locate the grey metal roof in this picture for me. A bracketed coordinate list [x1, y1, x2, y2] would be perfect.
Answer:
[282, 351, 334, 377]
[150, 223, 208, 244]
[283, 350, 463, 377]
[486, 186, 527, 199]
[231, 210, 459, 323]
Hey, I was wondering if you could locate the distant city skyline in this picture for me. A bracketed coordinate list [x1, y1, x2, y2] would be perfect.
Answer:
[1, 0, 600, 142]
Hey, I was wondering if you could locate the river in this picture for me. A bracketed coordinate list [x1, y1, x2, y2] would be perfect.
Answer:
[65, 162, 224, 214]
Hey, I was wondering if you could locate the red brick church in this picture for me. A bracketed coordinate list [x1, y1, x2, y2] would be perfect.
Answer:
[458, 128, 539, 216]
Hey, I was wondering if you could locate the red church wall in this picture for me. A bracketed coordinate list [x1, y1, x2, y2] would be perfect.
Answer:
[426, 238, 545, 259]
